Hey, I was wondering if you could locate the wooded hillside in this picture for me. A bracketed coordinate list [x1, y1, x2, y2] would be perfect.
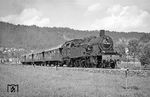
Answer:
[0, 21, 148, 50]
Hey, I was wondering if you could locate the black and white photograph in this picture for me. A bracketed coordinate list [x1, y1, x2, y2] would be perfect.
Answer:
[0, 0, 150, 97]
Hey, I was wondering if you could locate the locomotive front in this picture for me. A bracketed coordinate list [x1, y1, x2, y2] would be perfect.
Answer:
[98, 30, 120, 68]
[99, 30, 114, 53]
[86, 30, 114, 56]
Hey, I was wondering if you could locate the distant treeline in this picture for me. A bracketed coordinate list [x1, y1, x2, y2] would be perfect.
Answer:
[0, 21, 149, 50]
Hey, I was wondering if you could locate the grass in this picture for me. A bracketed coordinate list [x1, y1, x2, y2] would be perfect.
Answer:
[117, 61, 142, 70]
[0, 64, 150, 97]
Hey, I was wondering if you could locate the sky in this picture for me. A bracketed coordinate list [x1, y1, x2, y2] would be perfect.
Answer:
[0, 0, 150, 32]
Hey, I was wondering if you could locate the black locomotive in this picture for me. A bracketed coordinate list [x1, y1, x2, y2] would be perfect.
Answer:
[21, 30, 120, 68]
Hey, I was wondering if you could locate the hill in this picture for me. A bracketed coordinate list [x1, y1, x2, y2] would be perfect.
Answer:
[0, 21, 147, 50]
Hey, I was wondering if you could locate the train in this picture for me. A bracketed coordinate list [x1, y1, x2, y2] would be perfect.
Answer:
[21, 30, 120, 68]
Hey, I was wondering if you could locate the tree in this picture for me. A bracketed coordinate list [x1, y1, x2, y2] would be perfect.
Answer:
[128, 39, 139, 62]
[114, 38, 129, 58]
[115, 44, 126, 56]
[139, 43, 150, 67]
[139, 33, 150, 43]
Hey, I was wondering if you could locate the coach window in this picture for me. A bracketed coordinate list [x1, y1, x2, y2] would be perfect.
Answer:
[71, 43, 75, 47]
[65, 42, 71, 48]
[66, 43, 70, 47]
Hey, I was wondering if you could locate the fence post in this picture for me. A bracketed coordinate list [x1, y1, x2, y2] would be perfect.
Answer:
[125, 68, 129, 89]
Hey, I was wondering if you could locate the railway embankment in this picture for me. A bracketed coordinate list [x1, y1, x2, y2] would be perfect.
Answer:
[60, 67, 149, 77]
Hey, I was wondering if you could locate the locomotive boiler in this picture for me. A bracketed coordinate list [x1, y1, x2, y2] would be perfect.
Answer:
[21, 30, 120, 68]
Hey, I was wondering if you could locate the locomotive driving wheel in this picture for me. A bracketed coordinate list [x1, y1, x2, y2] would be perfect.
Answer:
[110, 61, 116, 68]
[72, 58, 87, 67]
[74, 59, 79, 67]
[80, 59, 86, 67]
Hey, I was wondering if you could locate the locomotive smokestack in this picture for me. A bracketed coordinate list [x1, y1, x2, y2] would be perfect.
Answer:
[100, 30, 105, 37]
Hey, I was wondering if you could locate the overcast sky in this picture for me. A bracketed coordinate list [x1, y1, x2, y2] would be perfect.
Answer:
[0, 0, 150, 32]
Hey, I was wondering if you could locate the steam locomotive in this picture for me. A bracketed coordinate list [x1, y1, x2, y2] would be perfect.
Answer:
[21, 30, 120, 68]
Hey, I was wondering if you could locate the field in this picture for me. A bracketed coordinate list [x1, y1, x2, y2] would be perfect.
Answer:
[0, 64, 150, 97]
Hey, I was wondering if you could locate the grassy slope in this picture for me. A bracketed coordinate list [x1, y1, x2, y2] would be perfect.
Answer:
[0, 64, 150, 97]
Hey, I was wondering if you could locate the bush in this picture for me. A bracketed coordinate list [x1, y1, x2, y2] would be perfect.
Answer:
[139, 43, 150, 67]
